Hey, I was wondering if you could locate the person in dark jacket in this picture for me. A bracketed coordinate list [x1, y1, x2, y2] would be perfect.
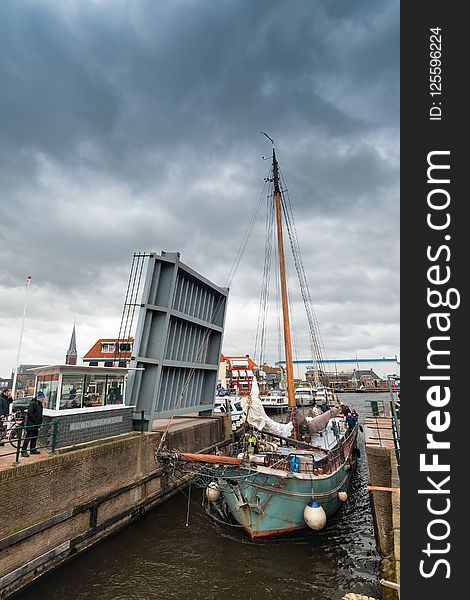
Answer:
[0, 389, 12, 446]
[0, 388, 11, 417]
[346, 412, 357, 430]
[21, 391, 44, 457]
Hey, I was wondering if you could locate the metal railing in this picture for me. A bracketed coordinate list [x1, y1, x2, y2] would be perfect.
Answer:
[390, 412, 400, 473]
[387, 379, 400, 473]
[363, 392, 400, 474]
[0, 420, 59, 464]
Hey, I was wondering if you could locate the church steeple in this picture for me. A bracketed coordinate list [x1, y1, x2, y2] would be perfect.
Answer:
[65, 322, 78, 365]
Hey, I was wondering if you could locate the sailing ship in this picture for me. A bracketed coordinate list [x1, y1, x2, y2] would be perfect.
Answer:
[156, 141, 358, 538]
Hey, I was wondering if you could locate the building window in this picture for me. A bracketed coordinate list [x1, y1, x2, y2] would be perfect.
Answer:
[104, 361, 113, 367]
[59, 373, 125, 410]
[105, 374, 124, 404]
[88, 361, 98, 366]
[60, 375, 84, 409]
[101, 343, 115, 353]
[83, 374, 106, 407]
[119, 342, 132, 352]
[37, 375, 59, 409]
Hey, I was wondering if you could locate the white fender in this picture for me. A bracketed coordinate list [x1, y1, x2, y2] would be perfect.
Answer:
[205, 481, 221, 502]
[304, 500, 327, 530]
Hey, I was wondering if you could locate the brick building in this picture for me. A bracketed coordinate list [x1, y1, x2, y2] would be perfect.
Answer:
[10, 364, 46, 397]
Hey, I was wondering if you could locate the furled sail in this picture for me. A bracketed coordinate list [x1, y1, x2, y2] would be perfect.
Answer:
[240, 378, 294, 437]
[306, 407, 339, 433]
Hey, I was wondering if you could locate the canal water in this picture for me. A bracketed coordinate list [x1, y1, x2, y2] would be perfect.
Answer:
[14, 393, 389, 600]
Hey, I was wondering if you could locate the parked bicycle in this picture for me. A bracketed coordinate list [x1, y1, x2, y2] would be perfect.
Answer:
[1, 410, 26, 449]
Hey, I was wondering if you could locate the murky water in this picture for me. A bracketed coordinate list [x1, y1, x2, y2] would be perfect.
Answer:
[14, 393, 386, 600]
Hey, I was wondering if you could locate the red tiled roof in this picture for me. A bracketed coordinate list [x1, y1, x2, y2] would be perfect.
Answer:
[83, 338, 134, 360]
[220, 354, 257, 369]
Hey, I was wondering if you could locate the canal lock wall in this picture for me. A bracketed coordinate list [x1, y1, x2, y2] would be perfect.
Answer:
[366, 446, 400, 599]
[0, 414, 231, 599]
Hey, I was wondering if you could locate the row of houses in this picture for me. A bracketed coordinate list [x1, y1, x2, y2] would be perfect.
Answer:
[217, 355, 398, 394]
[305, 367, 397, 390]
[2, 325, 398, 397]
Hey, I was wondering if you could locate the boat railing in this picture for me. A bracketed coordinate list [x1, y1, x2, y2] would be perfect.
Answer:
[229, 427, 354, 476]
[261, 449, 346, 476]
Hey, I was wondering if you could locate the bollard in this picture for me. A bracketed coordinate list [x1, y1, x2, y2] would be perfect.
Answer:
[51, 421, 58, 453]
[15, 425, 24, 464]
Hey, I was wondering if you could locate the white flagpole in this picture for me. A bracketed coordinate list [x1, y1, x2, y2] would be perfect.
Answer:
[11, 276, 32, 400]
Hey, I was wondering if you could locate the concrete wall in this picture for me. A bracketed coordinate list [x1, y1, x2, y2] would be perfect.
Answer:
[0, 415, 229, 599]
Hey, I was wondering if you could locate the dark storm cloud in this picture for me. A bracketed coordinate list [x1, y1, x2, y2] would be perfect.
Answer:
[1, 0, 398, 161]
[0, 0, 399, 373]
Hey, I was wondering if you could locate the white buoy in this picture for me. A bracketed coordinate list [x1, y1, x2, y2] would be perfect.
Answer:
[304, 500, 327, 530]
[205, 481, 221, 502]
[338, 491, 348, 502]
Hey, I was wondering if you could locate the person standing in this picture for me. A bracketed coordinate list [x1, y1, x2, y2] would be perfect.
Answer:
[0, 388, 12, 417]
[0, 388, 12, 446]
[346, 412, 357, 430]
[21, 391, 44, 457]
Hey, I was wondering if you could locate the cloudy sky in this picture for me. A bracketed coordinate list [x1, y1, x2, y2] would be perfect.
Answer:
[0, 0, 399, 377]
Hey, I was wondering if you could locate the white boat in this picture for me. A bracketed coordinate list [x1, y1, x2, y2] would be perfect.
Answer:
[313, 385, 334, 405]
[214, 396, 246, 430]
[294, 385, 316, 407]
[259, 389, 289, 412]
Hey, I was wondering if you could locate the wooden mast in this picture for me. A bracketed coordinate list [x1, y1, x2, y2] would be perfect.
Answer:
[272, 148, 296, 412]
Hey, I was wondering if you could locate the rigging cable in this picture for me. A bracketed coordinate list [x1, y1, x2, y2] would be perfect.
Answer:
[115, 252, 147, 363]
[156, 179, 268, 451]
[254, 180, 275, 367]
[279, 169, 329, 377]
